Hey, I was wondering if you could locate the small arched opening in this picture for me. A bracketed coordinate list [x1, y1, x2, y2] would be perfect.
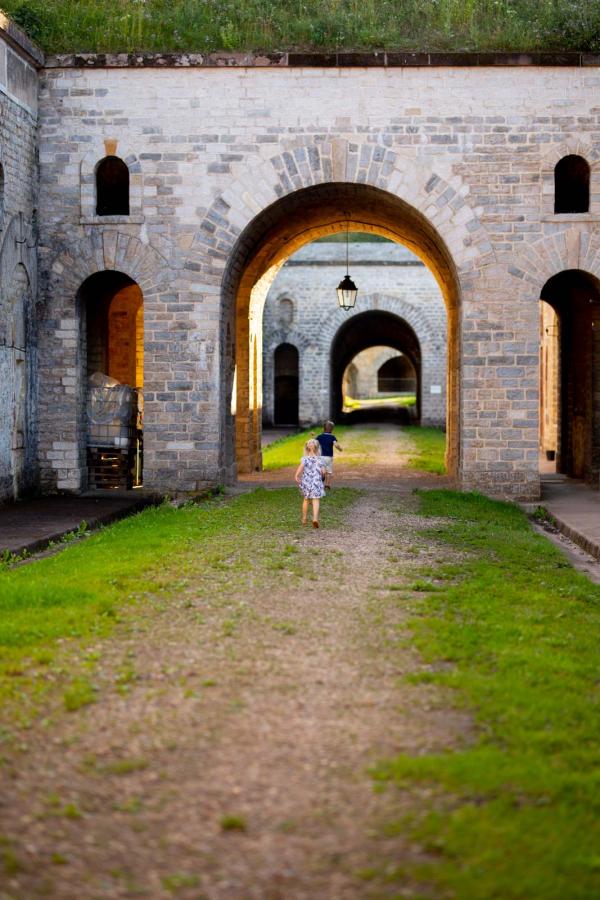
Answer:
[96, 156, 130, 216]
[78, 270, 143, 489]
[377, 354, 417, 394]
[540, 269, 600, 484]
[274, 343, 299, 426]
[332, 313, 421, 424]
[554, 155, 590, 214]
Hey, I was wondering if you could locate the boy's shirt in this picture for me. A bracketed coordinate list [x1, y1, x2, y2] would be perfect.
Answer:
[316, 433, 337, 457]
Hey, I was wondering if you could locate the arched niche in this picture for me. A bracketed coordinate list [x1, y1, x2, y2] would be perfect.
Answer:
[96, 156, 130, 216]
[554, 155, 590, 215]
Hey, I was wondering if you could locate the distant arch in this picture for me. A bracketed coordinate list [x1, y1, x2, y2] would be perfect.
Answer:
[554, 155, 590, 214]
[274, 342, 299, 426]
[330, 310, 421, 421]
[377, 354, 416, 394]
[96, 156, 130, 216]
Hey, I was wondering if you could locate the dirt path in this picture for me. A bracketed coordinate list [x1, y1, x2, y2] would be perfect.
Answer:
[0, 426, 465, 899]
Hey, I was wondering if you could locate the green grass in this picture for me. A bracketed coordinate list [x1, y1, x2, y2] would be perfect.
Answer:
[5, 1, 600, 54]
[403, 425, 446, 475]
[262, 425, 351, 470]
[0, 488, 356, 720]
[343, 394, 416, 410]
[372, 490, 600, 899]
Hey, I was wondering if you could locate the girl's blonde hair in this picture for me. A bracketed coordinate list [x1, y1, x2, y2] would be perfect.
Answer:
[304, 438, 321, 456]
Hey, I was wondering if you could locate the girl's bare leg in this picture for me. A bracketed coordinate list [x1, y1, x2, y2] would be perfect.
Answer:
[312, 499, 320, 524]
[302, 498, 309, 524]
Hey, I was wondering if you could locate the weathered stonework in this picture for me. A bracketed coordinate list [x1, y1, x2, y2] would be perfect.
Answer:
[0, 23, 39, 502]
[0, 37, 598, 502]
[261, 241, 446, 427]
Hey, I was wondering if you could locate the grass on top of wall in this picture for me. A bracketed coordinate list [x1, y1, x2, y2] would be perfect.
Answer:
[371, 489, 600, 899]
[5, 1, 600, 54]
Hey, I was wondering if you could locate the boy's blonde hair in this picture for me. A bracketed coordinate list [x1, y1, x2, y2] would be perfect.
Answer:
[304, 438, 321, 455]
[324, 420, 335, 432]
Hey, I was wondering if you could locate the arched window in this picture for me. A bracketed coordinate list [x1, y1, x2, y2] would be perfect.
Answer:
[554, 155, 590, 214]
[278, 297, 294, 326]
[96, 156, 130, 216]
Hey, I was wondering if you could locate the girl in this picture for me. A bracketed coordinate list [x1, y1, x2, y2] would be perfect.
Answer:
[295, 438, 325, 528]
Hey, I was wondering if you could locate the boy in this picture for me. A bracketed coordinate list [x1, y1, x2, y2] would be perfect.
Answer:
[316, 420, 343, 490]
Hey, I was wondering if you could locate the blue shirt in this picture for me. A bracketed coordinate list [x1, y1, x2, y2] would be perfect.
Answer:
[316, 432, 337, 457]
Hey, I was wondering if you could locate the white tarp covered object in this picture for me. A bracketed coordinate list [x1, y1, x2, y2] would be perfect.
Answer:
[87, 372, 134, 447]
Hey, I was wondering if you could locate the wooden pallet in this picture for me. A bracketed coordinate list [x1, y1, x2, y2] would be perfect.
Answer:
[87, 447, 132, 490]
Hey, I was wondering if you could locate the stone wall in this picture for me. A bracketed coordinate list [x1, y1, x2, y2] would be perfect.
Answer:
[0, 22, 40, 502]
[34, 56, 600, 499]
[262, 241, 445, 427]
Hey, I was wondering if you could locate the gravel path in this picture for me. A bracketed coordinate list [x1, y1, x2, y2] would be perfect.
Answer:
[0, 426, 467, 899]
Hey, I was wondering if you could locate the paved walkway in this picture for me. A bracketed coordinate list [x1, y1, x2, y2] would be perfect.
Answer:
[540, 477, 600, 560]
[0, 492, 157, 557]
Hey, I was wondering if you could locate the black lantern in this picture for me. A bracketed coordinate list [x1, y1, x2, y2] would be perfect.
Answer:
[336, 222, 358, 310]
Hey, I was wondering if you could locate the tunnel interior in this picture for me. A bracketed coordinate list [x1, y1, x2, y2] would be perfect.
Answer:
[331, 310, 421, 422]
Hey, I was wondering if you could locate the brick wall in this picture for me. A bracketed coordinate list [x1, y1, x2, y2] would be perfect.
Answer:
[35, 59, 600, 499]
[0, 25, 39, 503]
[261, 241, 446, 428]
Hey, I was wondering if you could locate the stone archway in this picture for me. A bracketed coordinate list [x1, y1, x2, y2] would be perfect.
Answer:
[193, 139, 490, 486]
[39, 232, 168, 492]
[330, 309, 422, 421]
[540, 269, 600, 484]
[225, 181, 462, 476]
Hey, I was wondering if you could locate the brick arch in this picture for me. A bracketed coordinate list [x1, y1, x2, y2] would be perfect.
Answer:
[0, 213, 37, 301]
[507, 229, 600, 297]
[194, 137, 493, 281]
[49, 230, 169, 297]
[80, 139, 143, 220]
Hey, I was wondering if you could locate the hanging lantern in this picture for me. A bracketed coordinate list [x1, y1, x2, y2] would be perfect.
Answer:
[337, 274, 358, 310]
[336, 220, 358, 310]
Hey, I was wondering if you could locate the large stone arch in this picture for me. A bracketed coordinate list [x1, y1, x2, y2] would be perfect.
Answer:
[193, 139, 493, 482]
[39, 230, 171, 492]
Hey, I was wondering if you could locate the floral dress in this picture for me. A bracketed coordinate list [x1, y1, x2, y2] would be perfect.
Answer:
[299, 455, 325, 499]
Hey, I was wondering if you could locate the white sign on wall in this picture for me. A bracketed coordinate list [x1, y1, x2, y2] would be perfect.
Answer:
[430, 385, 442, 395]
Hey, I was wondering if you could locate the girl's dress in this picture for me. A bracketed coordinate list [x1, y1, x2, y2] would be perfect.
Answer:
[299, 455, 325, 499]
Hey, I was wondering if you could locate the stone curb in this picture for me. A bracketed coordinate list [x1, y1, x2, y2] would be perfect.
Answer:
[537, 507, 600, 562]
[2, 495, 161, 559]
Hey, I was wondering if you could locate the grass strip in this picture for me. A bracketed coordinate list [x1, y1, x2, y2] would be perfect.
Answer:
[0, 488, 356, 718]
[262, 425, 353, 470]
[403, 425, 446, 474]
[7, 1, 600, 54]
[372, 490, 600, 899]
